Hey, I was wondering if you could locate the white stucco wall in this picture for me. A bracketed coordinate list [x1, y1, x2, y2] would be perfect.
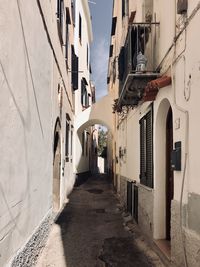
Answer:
[73, 0, 94, 175]
[0, 0, 75, 265]
[0, 1, 53, 265]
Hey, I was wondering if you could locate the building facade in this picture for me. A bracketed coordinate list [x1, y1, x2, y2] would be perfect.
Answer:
[73, 0, 94, 180]
[108, 0, 200, 266]
[0, 0, 93, 266]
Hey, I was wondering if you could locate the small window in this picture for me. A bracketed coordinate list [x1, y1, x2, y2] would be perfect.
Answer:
[79, 14, 82, 43]
[71, 45, 79, 90]
[70, 125, 73, 158]
[122, 0, 125, 18]
[65, 8, 71, 66]
[140, 106, 153, 188]
[82, 131, 85, 156]
[109, 45, 113, 57]
[86, 133, 89, 157]
[111, 17, 117, 36]
[81, 78, 89, 108]
[71, 0, 76, 26]
[57, 0, 64, 43]
[65, 114, 70, 161]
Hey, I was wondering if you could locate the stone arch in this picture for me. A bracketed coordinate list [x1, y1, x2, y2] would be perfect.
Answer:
[75, 94, 113, 134]
[53, 117, 61, 211]
[74, 94, 114, 175]
[154, 98, 173, 240]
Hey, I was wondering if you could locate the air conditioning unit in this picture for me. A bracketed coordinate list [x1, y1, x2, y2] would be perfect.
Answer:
[177, 0, 188, 14]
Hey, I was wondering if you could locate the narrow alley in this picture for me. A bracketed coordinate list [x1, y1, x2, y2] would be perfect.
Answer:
[36, 175, 164, 267]
[2, 1, 200, 266]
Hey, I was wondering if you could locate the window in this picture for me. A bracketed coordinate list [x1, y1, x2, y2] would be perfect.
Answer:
[118, 46, 125, 81]
[71, 45, 79, 90]
[79, 14, 82, 43]
[71, 0, 76, 26]
[65, 8, 71, 66]
[65, 114, 70, 161]
[139, 106, 153, 188]
[111, 17, 117, 36]
[109, 45, 113, 57]
[57, 0, 64, 43]
[82, 131, 85, 155]
[81, 78, 89, 108]
[86, 133, 89, 157]
[71, 125, 73, 160]
[122, 0, 129, 18]
[122, 0, 125, 18]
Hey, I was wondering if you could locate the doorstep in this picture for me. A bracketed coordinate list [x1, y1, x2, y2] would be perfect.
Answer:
[153, 239, 174, 267]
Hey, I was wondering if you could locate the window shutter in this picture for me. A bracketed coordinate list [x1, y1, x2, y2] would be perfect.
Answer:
[118, 46, 125, 81]
[109, 45, 113, 57]
[81, 79, 84, 105]
[140, 106, 153, 188]
[177, 0, 188, 14]
[122, 0, 125, 17]
[111, 17, 117, 36]
[140, 117, 146, 185]
[79, 14, 82, 41]
[65, 120, 69, 160]
[71, 46, 79, 90]
[146, 109, 153, 188]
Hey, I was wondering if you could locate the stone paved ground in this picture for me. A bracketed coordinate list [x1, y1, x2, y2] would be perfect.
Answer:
[36, 174, 165, 267]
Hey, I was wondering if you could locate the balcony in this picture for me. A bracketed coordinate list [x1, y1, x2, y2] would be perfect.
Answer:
[117, 22, 160, 108]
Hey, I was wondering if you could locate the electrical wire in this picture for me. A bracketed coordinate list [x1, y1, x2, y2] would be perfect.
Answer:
[16, 0, 44, 138]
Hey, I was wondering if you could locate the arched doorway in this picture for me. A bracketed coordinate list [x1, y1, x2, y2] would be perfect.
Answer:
[166, 107, 174, 240]
[154, 99, 174, 243]
[53, 119, 61, 212]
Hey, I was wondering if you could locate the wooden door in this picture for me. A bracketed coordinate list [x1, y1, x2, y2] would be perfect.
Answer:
[166, 107, 174, 240]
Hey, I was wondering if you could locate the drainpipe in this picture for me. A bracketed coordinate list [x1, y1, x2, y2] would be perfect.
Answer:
[171, 2, 189, 266]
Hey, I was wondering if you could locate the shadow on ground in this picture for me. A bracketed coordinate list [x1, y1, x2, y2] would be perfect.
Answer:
[50, 174, 162, 267]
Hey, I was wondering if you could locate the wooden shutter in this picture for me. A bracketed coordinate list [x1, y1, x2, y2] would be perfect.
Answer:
[71, 46, 79, 90]
[122, 0, 125, 17]
[111, 17, 117, 36]
[146, 109, 153, 188]
[65, 120, 69, 161]
[81, 79, 84, 105]
[140, 117, 146, 185]
[118, 47, 125, 81]
[109, 45, 113, 57]
[140, 106, 153, 188]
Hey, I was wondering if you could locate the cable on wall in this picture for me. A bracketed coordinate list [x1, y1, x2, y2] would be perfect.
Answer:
[36, 0, 74, 112]
[16, 0, 44, 139]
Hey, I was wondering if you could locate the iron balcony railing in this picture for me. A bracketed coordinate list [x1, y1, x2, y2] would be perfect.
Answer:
[118, 22, 160, 98]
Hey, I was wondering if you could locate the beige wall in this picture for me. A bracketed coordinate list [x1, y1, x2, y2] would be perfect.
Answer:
[109, 0, 200, 265]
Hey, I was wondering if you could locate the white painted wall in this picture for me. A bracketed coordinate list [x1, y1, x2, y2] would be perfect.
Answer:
[0, 1, 52, 265]
[0, 0, 74, 265]
[73, 0, 93, 175]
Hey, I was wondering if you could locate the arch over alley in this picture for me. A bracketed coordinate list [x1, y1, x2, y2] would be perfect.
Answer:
[75, 93, 113, 133]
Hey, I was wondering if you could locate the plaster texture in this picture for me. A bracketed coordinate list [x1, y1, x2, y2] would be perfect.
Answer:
[138, 185, 154, 238]
[0, 0, 74, 265]
[171, 199, 200, 267]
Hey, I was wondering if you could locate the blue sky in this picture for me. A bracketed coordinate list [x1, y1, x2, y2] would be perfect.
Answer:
[89, 0, 113, 100]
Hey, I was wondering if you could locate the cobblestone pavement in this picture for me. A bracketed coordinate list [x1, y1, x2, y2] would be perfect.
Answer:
[36, 174, 164, 267]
